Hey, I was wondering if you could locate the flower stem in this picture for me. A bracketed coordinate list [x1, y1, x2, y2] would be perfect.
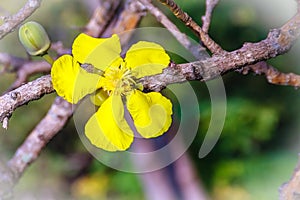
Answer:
[42, 53, 54, 65]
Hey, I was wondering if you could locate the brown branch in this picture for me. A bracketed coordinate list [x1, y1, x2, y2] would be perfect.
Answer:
[240, 62, 300, 87]
[0, 75, 53, 126]
[0, 53, 50, 93]
[0, 0, 42, 39]
[142, 11, 300, 91]
[138, 0, 208, 59]
[220, 13, 300, 73]
[0, 42, 70, 93]
[7, 61, 51, 92]
[7, 97, 73, 179]
[157, 0, 224, 54]
[84, 0, 122, 37]
[103, 0, 147, 44]
[50, 41, 71, 56]
[202, 0, 219, 33]
[0, 53, 27, 75]
[0, 97, 72, 199]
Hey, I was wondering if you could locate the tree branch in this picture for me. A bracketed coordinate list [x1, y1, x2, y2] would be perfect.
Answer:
[104, 0, 147, 44]
[157, 0, 224, 54]
[218, 12, 300, 73]
[7, 61, 51, 92]
[240, 62, 300, 87]
[280, 155, 300, 200]
[50, 41, 71, 56]
[0, 53, 27, 75]
[0, 0, 42, 39]
[0, 97, 72, 198]
[0, 75, 53, 126]
[138, 0, 208, 59]
[142, 10, 300, 90]
[202, 0, 219, 33]
[0, 53, 51, 93]
[7, 97, 73, 178]
[84, 0, 122, 37]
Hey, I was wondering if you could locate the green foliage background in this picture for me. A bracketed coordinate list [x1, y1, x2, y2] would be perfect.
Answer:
[0, 0, 300, 199]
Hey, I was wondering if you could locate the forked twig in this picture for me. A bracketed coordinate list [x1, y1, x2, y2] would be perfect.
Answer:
[139, 0, 208, 59]
[157, 0, 224, 54]
[202, 0, 219, 33]
[0, 0, 42, 39]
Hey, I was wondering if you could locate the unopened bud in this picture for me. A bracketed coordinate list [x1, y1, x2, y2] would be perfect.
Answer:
[18, 21, 51, 56]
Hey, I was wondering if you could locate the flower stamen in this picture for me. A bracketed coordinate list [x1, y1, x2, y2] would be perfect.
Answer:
[101, 63, 138, 96]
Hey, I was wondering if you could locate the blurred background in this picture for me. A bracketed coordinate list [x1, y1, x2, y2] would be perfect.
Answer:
[0, 0, 299, 199]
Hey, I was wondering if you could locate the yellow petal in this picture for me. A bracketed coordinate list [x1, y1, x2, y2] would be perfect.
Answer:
[51, 55, 101, 104]
[85, 95, 134, 151]
[126, 90, 173, 138]
[72, 33, 104, 63]
[73, 33, 122, 71]
[124, 41, 170, 78]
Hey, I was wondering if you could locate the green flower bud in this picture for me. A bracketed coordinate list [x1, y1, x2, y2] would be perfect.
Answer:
[18, 21, 51, 56]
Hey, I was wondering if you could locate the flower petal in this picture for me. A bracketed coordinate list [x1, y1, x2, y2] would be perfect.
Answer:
[127, 90, 173, 138]
[51, 55, 101, 104]
[85, 95, 134, 151]
[73, 33, 122, 71]
[72, 33, 104, 63]
[124, 41, 170, 78]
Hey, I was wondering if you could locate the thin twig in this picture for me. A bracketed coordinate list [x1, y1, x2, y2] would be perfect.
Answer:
[50, 42, 71, 56]
[0, 49, 58, 93]
[139, 0, 208, 59]
[202, 0, 219, 33]
[0, 53, 27, 75]
[157, 0, 224, 54]
[0, 0, 42, 39]
[6, 61, 51, 92]
[240, 62, 300, 87]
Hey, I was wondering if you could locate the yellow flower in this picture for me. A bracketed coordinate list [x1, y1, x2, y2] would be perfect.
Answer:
[51, 33, 173, 151]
